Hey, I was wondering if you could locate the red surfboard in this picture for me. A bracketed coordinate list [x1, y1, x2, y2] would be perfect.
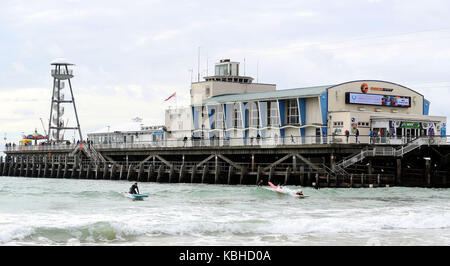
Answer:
[268, 182, 283, 194]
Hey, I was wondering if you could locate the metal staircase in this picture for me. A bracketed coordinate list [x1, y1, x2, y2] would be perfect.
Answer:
[70, 143, 106, 165]
[334, 137, 434, 170]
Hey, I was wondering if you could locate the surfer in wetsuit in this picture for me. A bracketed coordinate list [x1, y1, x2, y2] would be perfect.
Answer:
[257, 179, 264, 187]
[129, 183, 140, 194]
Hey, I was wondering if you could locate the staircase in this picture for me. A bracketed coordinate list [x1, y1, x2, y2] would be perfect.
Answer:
[334, 137, 434, 171]
[70, 143, 106, 165]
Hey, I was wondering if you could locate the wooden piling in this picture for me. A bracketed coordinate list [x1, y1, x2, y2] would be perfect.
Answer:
[168, 165, 175, 183]
[156, 165, 163, 183]
[148, 164, 154, 182]
[191, 165, 197, 183]
[284, 167, 291, 185]
[227, 166, 234, 185]
[268, 167, 274, 184]
[201, 165, 208, 184]
[179, 164, 186, 183]
[239, 166, 247, 185]
[256, 165, 262, 185]
[119, 165, 124, 180]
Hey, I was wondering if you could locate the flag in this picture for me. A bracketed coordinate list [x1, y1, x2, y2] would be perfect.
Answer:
[164, 92, 176, 101]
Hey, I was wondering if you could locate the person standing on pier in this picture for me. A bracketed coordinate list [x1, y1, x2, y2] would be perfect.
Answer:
[355, 129, 360, 143]
[345, 130, 350, 143]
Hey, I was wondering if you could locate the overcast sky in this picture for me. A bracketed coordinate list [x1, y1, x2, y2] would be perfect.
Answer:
[1, 0, 450, 148]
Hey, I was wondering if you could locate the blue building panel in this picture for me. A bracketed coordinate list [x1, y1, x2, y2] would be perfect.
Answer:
[423, 98, 430, 115]
[259, 101, 267, 138]
[298, 98, 306, 136]
[278, 99, 285, 137]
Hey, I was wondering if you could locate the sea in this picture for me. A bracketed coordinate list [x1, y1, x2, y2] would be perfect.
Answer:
[1, 176, 450, 246]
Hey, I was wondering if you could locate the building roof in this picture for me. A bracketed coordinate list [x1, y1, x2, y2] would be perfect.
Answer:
[202, 85, 331, 105]
[51, 58, 74, 66]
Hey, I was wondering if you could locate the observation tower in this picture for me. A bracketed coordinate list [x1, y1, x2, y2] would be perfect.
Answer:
[48, 59, 83, 142]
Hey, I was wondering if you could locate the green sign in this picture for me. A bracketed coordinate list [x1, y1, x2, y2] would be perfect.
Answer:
[401, 121, 421, 129]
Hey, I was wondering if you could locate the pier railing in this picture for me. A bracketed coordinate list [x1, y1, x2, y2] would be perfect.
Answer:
[4, 135, 449, 152]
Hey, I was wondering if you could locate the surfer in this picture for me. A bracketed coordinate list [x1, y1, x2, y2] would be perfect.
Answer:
[296, 191, 304, 197]
[129, 183, 140, 194]
[257, 179, 264, 187]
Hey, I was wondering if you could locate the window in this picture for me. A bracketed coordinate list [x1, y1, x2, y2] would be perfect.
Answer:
[215, 105, 224, 129]
[233, 104, 242, 128]
[205, 87, 210, 96]
[333, 121, 344, 126]
[286, 99, 299, 125]
[249, 102, 259, 127]
[267, 101, 279, 126]
[215, 64, 229, 76]
[358, 122, 369, 127]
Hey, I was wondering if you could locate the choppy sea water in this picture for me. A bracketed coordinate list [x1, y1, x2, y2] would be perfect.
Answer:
[0, 176, 449, 246]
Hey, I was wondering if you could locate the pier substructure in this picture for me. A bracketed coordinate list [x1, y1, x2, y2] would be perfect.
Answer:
[3, 143, 450, 188]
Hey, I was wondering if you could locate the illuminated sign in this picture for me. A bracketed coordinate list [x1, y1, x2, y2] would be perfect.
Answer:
[345, 92, 411, 108]
[359, 83, 394, 93]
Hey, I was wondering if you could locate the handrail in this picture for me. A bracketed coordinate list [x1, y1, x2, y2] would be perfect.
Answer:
[4, 135, 449, 152]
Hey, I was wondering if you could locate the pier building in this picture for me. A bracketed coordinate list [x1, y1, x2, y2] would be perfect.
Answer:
[2, 59, 449, 188]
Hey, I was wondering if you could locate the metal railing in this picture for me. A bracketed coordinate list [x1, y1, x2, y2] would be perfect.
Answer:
[335, 136, 443, 169]
[4, 135, 449, 152]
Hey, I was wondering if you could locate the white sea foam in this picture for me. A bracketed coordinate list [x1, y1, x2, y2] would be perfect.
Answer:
[1, 176, 450, 245]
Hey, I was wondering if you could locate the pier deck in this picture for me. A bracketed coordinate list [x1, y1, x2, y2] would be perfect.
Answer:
[2, 136, 450, 188]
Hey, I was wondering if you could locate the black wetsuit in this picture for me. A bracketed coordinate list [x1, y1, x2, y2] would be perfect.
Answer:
[129, 185, 139, 194]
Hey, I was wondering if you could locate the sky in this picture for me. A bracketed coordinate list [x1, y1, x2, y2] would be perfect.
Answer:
[1, 0, 450, 150]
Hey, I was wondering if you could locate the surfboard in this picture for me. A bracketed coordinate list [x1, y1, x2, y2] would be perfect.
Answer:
[268, 182, 283, 194]
[123, 192, 149, 199]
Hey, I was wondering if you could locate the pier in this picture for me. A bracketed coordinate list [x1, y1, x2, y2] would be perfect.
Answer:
[2, 135, 450, 188]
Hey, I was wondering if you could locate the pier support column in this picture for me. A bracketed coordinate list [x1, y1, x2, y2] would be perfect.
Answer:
[156, 165, 164, 183]
[50, 163, 55, 178]
[43, 157, 48, 178]
[284, 167, 291, 185]
[227, 166, 234, 185]
[330, 153, 335, 171]
[148, 165, 154, 182]
[103, 164, 108, 180]
[119, 165, 124, 180]
[256, 166, 262, 185]
[215, 156, 220, 184]
[86, 164, 91, 179]
[239, 165, 247, 185]
[126, 165, 132, 181]
[268, 167, 274, 184]
[201, 165, 208, 184]
[191, 165, 198, 183]
[137, 164, 144, 182]
[19, 157, 24, 177]
[79, 163, 83, 179]
[31, 156, 36, 177]
[168, 165, 175, 183]
[179, 164, 186, 183]
[95, 165, 100, 179]
[425, 159, 431, 187]
[110, 164, 116, 180]
[293, 155, 297, 174]
[396, 158, 402, 185]
[37, 163, 42, 178]
[64, 161, 69, 178]
[300, 166, 305, 186]
[57, 163, 63, 178]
